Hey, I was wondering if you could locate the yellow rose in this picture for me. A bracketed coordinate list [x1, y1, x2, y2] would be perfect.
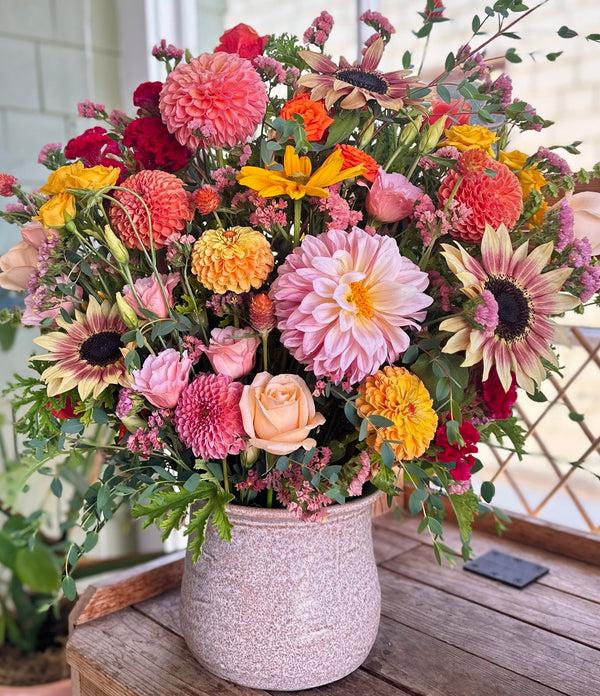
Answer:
[500, 150, 547, 225]
[40, 162, 86, 195]
[70, 165, 120, 190]
[34, 192, 76, 228]
[441, 124, 498, 154]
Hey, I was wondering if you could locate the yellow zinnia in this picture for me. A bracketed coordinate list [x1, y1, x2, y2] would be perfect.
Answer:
[35, 192, 76, 228]
[237, 145, 365, 199]
[441, 124, 498, 155]
[356, 366, 438, 462]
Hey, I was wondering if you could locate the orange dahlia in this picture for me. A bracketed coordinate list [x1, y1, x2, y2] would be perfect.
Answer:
[109, 170, 192, 250]
[438, 150, 523, 244]
[191, 226, 274, 293]
[280, 94, 333, 142]
[335, 144, 378, 182]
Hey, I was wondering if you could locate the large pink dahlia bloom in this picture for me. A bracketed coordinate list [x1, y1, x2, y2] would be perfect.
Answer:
[271, 227, 433, 384]
[159, 52, 268, 150]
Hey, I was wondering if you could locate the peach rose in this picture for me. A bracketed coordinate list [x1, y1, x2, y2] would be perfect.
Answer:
[569, 191, 600, 255]
[202, 326, 259, 379]
[0, 222, 47, 291]
[240, 372, 325, 455]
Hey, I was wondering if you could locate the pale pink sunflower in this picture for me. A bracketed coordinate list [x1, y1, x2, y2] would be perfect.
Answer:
[298, 38, 415, 111]
[33, 297, 131, 400]
[439, 224, 580, 393]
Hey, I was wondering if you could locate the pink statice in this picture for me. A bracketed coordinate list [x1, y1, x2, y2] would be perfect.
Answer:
[316, 189, 362, 231]
[285, 66, 300, 87]
[414, 195, 471, 246]
[253, 56, 287, 84]
[569, 237, 593, 267]
[414, 194, 436, 245]
[116, 387, 135, 419]
[347, 451, 371, 497]
[580, 266, 600, 302]
[519, 101, 544, 131]
[486, 73, 513, 108]
[420, 145, 461, 171]
[4, 202, 26, 213]
[537, 147, 572, 175]
[206, 291, 243, 317]
[37, 142, 63, 165]
[555, 199, 575, 252]
[236, 468, 268, 492]
[0, 174, 17, 197]
[232, 190, 287, 231]
[212, 166, 237, 192]
[271, 226, 432, 384]
[107, 109, 130, 130]
[449, 480, 471, 495]
[360, 10, 395, 41]
[182, 335, 205, 364]
[152, 39, 183, 61]
[77, 100, 105, 118]
[312, 379, 328, 397]
[474, 289, 499, 333]
[428, 270, 454, 312]
[303, 11, 333, 48]
[239, 144, 252, 166]
[174, 373, 246, 459]
[127, 427, 161, 458]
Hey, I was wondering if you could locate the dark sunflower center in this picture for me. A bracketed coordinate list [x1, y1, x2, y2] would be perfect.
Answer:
[79, 331, 122, 366]
[485, 277, 531, 341]
[335, 68, 388, 94]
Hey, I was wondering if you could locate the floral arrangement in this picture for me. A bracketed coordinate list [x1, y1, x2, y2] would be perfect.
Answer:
[1, 2, 599, 593]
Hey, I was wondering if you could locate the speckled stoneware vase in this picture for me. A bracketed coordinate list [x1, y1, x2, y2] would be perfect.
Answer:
[180, 491, 381, 691]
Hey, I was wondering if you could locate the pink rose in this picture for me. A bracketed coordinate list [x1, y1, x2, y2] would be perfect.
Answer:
[0, 222, 47, 291]
[132, 348, 192, 409]
[569, 191, 600, 255]
[366, 168, 423, 223]
[123, 272, 179, 319]
[202, 326, 260, 379]
[240, 372, 326, 455]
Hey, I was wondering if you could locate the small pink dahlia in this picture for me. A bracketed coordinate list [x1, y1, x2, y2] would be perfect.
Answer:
[271, 227, 433, 385]
[174, 373, 246, 460]
[159, 52, 268, 150]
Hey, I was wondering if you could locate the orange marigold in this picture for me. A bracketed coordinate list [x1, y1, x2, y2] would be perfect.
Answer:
[280, 94, 333, 142]
[335, 144, 378, 182]
[191, 226, 274, 294]
[193, 186, 221, 215]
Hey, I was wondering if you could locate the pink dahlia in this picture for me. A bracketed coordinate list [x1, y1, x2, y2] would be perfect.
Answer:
[174, 373, 246, 460]
[159, 52, 267, 150]
[109, 170, 192, 249]
[438, 150, 522, 244]
[271, 227, 433, 384]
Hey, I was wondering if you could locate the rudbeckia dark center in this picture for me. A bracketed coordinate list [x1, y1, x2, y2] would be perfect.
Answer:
[486, 277, 531, 341]
[80, 331, 122, 366]
[335, 68, 388, 94]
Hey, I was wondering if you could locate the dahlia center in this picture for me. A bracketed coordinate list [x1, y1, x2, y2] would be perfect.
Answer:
[347, 281, 374, 318]
[335, 68, 388, 95]
[79, 331, 123, 366]
[485, 276, 531, 341]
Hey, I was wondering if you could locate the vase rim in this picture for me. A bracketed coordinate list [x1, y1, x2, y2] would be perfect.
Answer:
[225, 489, 383, 523]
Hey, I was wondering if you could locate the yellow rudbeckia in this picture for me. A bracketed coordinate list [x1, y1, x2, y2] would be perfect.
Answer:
[237, 145, 365, 199]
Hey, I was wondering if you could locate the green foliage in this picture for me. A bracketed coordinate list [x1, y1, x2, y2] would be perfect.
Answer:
[450, 490, 480, 544]
[265, 32, 304, 69]
[482, 417, 526, 459]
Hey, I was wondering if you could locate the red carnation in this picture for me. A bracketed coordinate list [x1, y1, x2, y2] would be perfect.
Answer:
[122, 117, 190, 172]
[435, 420, 480, 481]
[65, 126, 125, 174]
[215, 23, 268, 60]
[480, 367, 518, 420]
[133, 81, 162, 115]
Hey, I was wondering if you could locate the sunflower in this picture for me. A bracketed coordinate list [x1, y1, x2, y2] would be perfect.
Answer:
[33, 298, 131, 400]
[439, 224, 580, 393]
[237, 145, 364, 199]
[298, 38, 414, 111]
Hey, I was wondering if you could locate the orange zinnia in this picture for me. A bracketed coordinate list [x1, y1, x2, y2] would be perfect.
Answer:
[335, 144, 378, 182]
[280, 94, 333, 142]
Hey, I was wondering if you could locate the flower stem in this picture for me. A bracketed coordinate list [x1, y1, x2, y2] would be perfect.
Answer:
[222, 458, 230, 494]
[266, 486, 273, 508]
[293, 199, 302, 245]
[261, 332, 269, 372]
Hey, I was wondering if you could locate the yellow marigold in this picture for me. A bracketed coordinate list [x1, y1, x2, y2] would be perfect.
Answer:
[441, 124, 498, 155]
[499, 149, 547, 224]
[34, 191, 76, 228]
[356, 366, 437, 462]
[191, 226, 274, 294]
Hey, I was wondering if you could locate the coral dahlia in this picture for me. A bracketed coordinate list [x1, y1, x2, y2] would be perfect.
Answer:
[271, 226, 432, 384]
[159, 52, 267, 150]
[109, 170, 192, 249]
[440, 224, 580, 392]
[438, 150, 523, 243]
[191, 226, 274, 294]
[356, 366, 437, 461]
[174, 373, 245, 460]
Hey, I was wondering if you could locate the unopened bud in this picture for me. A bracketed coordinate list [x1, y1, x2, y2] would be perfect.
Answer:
[241, 446, 260, 468]
[357, 120, 376, 150]
[104, 225, 129, 265]
[116, 292, 138, 329]
[398, 115, 424, 147]
[420, 115, 446, 153]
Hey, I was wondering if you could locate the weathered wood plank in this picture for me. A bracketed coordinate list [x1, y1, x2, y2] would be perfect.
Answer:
[67, 607, 269, 696]
[79, 676, 110, 696]
[364, 615, 562, 696]
[382, 544, 600, 649]
[379, 567, 600, 695]
[372, 526, 421, 564]
[375, 513, 600, 603]
[70, 551, 184, 631]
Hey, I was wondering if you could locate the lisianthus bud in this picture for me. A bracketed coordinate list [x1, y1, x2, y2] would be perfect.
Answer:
[116, 292, 139, 328]
[241, 445, 260, 467]
[249, 292, 275, 333]
[420, 115, 446, 153]
[104, 225, 129, 264]
[193, 186, 221, 215]
[398, 115, 423, 147]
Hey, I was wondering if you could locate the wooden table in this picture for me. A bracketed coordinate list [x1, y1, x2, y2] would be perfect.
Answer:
[67, 512, 600, 696]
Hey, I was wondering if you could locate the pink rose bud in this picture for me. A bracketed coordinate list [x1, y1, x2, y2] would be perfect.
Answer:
[569, 191, 600, 256]
[366, 168, 423, 223]
[123, 272, 179, 319]
[132, 348, 192, 409]
[202, 326, 260, 379]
